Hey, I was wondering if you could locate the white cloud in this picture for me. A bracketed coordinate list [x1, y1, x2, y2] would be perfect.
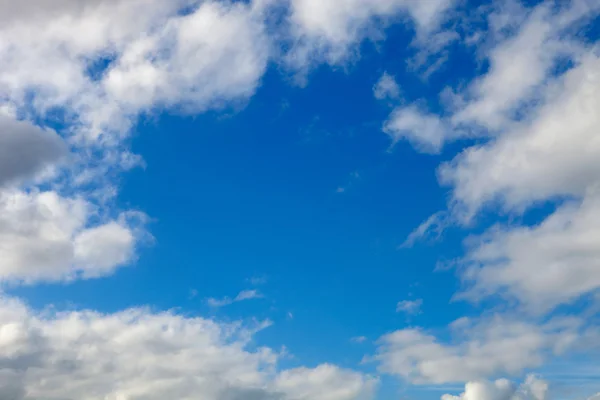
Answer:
[0, 0, 271, 143]
[0, 190, 142, 284]
[389, 0, 600, 318]
[451, 2, 589, 131]
[383, 105, 449, 153]
[208, 289, 264, 308]
[0, 115, 67, 187]
[0, 0, 273, 284]
[441, 375, 548, 400]
[0, 295, 377, 400]
[285, 0, 455, 71]
[373, 72, 400, 100]
[275, 365, 377, 400]
[351, 336, 368, 344]
[384, 0, 600, 154]
[401, 211, 450, 247]
[441, 52, 600, 216]
[374, 315, 587, 384]
[459, 189, 600, 313]
[436, 49, 600, 312]
[396, 299, 423, 315]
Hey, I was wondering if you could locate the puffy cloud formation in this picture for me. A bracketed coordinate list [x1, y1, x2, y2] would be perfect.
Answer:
[446, 50, 600, 312]
[374, 315, 587, 384]
[0, 0, 274, 284]
[441, 375, 548, 400]
[0, 295, 377, 400]
[0, 0, 270, 142]
[383, 0, 600, 153]
[0, 190, 140, 284]
[459, 189, 600, 312]
[390, 0, 600, 316]
[285, 0, 454, 70]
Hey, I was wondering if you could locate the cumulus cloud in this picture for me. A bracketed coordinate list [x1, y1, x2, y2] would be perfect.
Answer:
[383, 0, 600, 154]
[438, 49, 600, 312]
[441, 52, 600, 215]
[374, 315, 587, 384]
[459, 189, 600, 313]
[0, 295, 377, 400]
[0, 0, 271, 143]
[0, 0, 274, 284]
[441, 375, 548, 400]
[383, 105, 449, 153]
[388, 0, 600, 319]
[284, 0, 455, 71]
[0, 190, 142, 284]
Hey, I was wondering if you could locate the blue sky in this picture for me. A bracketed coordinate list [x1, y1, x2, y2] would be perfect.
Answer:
[0, 0, 600, 399]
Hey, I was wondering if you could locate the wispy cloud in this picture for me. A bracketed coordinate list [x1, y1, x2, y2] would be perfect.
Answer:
[396, 299, 423, 315]
[207, 290, 264, 308]
[247, 275, 268, 286]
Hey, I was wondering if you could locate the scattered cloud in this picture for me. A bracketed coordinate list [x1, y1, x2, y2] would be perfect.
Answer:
[0, 295, 377, 400]
[441, 375, 548, 400]
[208, 289, 264, 308]
[383, 105, 449, 153]
[374, 314, 592, 384]
[351, 336, 368, 344]
[373, 72, 401, 100]
[284, 0, 456, 76]
[248, 276, 268, 286]
[396, 299, 423, 315]
[401, 211, 450, 248]
[0, 190, 144, 284]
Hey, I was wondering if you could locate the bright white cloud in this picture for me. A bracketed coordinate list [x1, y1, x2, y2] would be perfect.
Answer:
[441, 52, 600, 215]
[374, 315, 586, 384]
[285, 0, 454, 71]
[0, 0, 271, 143]
[384, 0, 600, 155]
[451, 2, 589, 131]
[383, 105, 448, 153]
[396, 299, 422, 315]
[0, 0, 273, 284]
[441, 375, 548, 400]
[459, 189, 600, 313]
[437, 50, 600, 312]
[0, 295, 377, 400]
[208, 289, 264, 308]
[0, 190, 142, 284]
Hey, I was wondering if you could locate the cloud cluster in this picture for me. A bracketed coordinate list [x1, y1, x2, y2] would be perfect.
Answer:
[383, 0, 600, 152]
[442, 375, 548, 400]
[374, 315, 588, 384]
[375, 0, 600, 391]
[0, 295, 377, 400]
[0, 0, 457, 286]
[0, 189, 140, 284]
[388, 0, 600, 309]
[285, 0, 454, 72]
